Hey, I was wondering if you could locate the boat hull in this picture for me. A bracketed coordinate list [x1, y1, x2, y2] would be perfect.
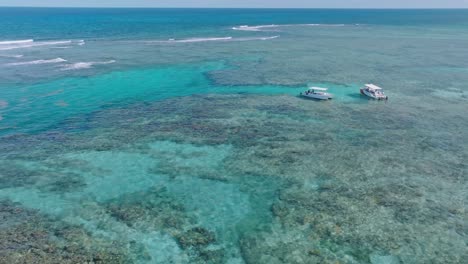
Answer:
[360, 88, 388, 100]
[300, 93, 333, 100]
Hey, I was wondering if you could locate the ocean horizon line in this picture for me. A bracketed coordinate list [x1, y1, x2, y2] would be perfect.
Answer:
[1, 6, 468, 10]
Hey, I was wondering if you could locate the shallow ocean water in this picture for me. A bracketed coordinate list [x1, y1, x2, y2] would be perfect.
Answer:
[0, 8, 467, 264]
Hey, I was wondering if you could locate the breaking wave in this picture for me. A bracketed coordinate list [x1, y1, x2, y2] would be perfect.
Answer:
[236, 36, 280, 41]
[232, 25, 280, 31]
[310, 23, 348, 27]
[0, 54, 23, 58]
[147, 37, 233, 43]
[0, 39, 34, 45]
[145, 36, 279, 44]
[232, 23, 350, 31]
[6, 58, 67, 66]
[61, 60, 116, 71]
[0, 39, 84, 51]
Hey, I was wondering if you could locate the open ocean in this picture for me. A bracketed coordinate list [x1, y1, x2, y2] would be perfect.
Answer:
[0, 8, 467, 263]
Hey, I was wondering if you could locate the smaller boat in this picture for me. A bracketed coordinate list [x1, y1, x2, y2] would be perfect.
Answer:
[300, 87, 333, 100]
[360, 84, 388, 100]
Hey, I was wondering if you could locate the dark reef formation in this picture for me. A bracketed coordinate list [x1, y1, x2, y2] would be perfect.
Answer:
[0, 94, 466, 263]
[0, 200, 131, 264]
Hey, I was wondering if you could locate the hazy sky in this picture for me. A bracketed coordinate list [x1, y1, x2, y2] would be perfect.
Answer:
[1, 0, 468, 8]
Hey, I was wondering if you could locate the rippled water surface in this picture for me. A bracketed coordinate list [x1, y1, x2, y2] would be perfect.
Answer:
[0, 8, 467, 264]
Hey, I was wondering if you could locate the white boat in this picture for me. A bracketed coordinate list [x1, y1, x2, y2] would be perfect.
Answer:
[300, 87, 333, 100]
[360, 84, 388, 100]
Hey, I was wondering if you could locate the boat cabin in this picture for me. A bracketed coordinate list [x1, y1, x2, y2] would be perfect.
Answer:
[364, 84, 384, 94]
[306, 87, 328, 95]
[361, 84, 388, 100]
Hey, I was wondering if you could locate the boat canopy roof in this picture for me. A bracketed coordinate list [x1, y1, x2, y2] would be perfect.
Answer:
[308, 87, 328, 91]
[365, 84, 383, 90]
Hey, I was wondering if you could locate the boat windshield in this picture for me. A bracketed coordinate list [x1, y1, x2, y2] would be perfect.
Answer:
[368, 88, 384, 94]
[305, 88, 328, 95]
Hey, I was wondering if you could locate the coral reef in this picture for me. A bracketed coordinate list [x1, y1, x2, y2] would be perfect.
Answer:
[0, 94, 466, 263]
[102, 186, 224, 263]
[0, 200, 131, 264]
[175, 227, 216, 249]
[104, 186, 190, 231]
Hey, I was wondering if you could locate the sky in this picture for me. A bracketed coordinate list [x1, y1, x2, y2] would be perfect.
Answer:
[1, 0, 468, 8]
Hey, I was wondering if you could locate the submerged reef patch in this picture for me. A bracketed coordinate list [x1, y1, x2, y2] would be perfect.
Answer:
[102, 186, 225, 263]
[0, 94, 467, 263]
[104, 186, 190, 231]
[0, 200, 131, 263]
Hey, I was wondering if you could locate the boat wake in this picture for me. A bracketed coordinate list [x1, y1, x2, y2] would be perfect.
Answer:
[6, 58, 67, 66]
[0, 39, 85, 51]
[61, 60, 116, 71]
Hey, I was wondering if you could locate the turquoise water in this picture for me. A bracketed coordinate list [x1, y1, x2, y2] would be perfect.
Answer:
[0, 8, 467, 263]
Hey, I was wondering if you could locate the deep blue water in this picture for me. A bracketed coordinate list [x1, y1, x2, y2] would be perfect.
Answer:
[1, 8, 468, 40]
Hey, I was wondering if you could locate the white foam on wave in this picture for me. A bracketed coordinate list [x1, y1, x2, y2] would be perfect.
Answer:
[0, 39, 84, 51]
[0, 54, 23, 58]
[148, 37, 233, 43]
[145, 36, 279, 44]
[61, 60, 116, 71]
[0, 39, 34, 45]
[232, 23, 350, 31]
[232, 25, 279, 31]
[236, 36, 280, 41]
[6, 58, 67, 66]
[306, 23, 347, 27]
